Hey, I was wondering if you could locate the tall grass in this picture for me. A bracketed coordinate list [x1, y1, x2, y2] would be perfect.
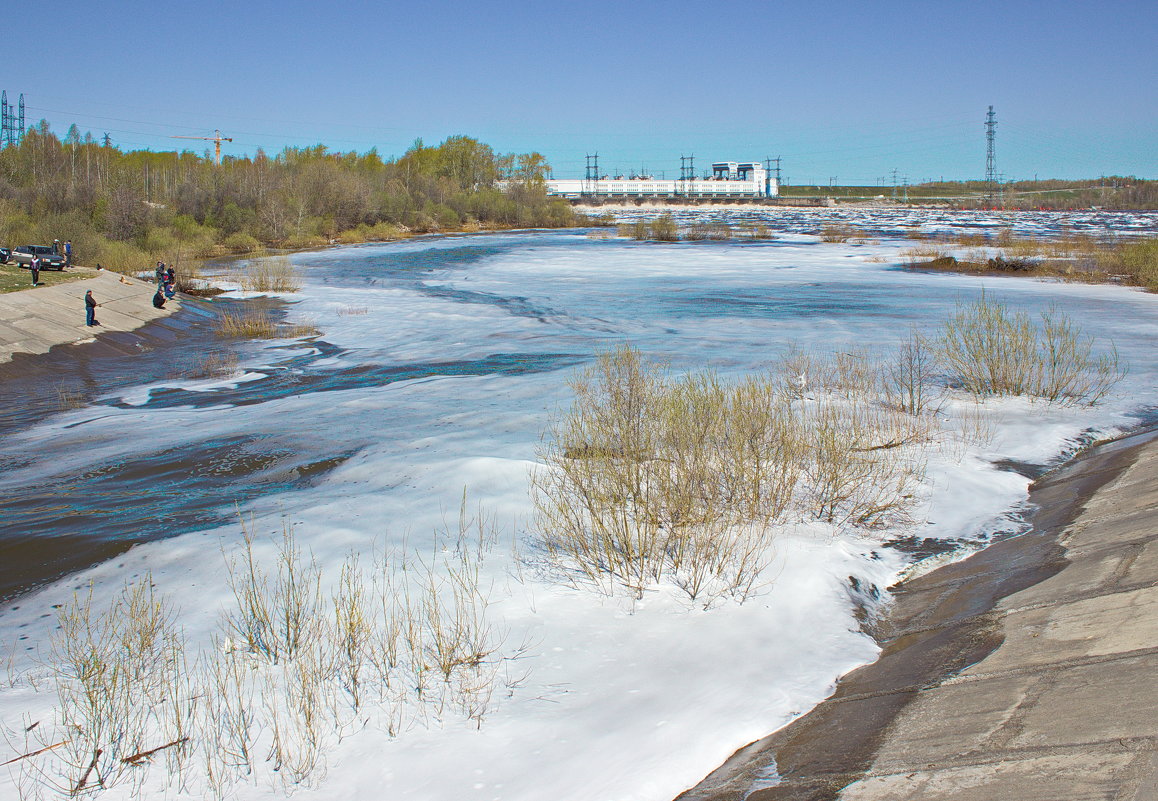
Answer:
[242, 256, 301, 293]
[1103, 237, 1158, 290]
[12, 512, 518, 798]
[214, 310, 318, 340]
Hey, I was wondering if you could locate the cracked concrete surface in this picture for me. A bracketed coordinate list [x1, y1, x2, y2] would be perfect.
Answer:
[840, 436, 1158, 801]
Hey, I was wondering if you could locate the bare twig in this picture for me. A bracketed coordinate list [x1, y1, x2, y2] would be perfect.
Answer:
[2, 740, 68, 766]
[120, 737, 191, 766]
[73, 747, 102, 794]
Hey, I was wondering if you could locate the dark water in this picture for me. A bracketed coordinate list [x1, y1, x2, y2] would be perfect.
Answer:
[0, 283, 579, 602]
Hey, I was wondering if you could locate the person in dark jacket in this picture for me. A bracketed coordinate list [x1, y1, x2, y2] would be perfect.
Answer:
[85, 290, 100, 326]
[30, 255, 40, 286]
[152, 289, 166, 309]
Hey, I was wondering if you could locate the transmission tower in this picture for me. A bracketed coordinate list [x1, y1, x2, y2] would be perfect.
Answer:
[584, 152, 600, 195]
[764, 156, 783, 194]
[0, 90, 21, 148]
[985, 105, 998, 206]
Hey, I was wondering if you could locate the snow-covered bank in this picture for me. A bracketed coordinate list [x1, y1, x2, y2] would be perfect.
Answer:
[2, 210, 1157, 800]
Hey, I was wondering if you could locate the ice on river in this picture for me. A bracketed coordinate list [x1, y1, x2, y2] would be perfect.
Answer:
[2, 209, 1157, 800]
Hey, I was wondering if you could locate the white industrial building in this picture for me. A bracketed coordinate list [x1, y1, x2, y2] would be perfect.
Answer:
[544, 161, 778, 200]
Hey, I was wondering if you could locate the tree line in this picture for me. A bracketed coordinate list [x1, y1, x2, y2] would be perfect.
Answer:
[0, 122, 580, 272]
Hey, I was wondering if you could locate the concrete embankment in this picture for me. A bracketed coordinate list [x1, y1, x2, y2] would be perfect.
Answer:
[0, 268, 175, 365]
[681, 430, 1158, 801]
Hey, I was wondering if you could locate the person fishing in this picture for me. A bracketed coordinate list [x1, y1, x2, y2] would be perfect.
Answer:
[85, 290, 101, 326]
[152, 288, 167, 309]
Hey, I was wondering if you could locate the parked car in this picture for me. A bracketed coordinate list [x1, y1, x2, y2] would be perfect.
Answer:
[12, 245, 67, 270]
[0, 247, 11, 264]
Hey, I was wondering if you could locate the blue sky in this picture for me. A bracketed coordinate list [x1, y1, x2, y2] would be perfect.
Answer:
[6, 0, 1155, 181]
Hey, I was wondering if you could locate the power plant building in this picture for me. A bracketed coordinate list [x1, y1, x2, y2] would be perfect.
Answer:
[545, 161, 778, 200]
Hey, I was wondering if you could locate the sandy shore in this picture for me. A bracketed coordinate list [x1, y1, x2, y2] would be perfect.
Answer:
[679, 426, 1158, 800]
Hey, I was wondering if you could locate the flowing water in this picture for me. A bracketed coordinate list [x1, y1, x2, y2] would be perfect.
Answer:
[2, 208, 1157, 800]
[3, 210, 1157, 597]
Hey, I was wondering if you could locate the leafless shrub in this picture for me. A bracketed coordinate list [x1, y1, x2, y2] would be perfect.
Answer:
[685, 222, 732, 241]
[802, 402, 928, 527]
[820, 223, 864, 243]
[881, 329, 944, 416]
[186, 350, 239, 379]
[53, 384, 85, 411]
[740, 224, 774, 240]
[532, 345, 934, 605]
[531, 339, 953, 603]
[42, 577, 191, 795]
[939, 294, 1125, 405]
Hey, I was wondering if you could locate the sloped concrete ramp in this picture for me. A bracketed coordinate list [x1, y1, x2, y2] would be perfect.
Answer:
[680, 431, 1158, 801]
[0, 269, 175, 364]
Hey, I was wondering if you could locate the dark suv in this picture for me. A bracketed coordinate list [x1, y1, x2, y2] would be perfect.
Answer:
[12, 245, 67, 270]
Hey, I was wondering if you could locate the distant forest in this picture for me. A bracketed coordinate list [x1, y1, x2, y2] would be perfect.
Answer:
[778, 177, 1158, 210]
[0, 122, 580, 271]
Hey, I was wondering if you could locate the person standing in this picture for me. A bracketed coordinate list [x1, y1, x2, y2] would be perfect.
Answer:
[85, 290, 100, 326]
[52, 239, 60, 255]
[30, 255, 40, 286]
[64, 240, 72, 267]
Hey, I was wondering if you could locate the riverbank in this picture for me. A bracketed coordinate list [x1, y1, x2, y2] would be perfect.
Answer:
[0, 267, 177, 365]
[679, 426, 1158, 801]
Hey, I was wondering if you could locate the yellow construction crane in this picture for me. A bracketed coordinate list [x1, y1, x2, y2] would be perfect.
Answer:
[171, 129, 233, 166]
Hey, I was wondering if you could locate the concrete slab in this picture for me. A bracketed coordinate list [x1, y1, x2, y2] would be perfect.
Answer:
[1011, 653, 1158, 748]
[0, 270, 178, 364]
[1065, 507, 1158, 552]
[962, 587, 1158, 675]
[840, 751, 1137, 801]
[1124, 538, 1158, 585]
[866, 673, 1038, 771]
[997, 547, 1123, 609]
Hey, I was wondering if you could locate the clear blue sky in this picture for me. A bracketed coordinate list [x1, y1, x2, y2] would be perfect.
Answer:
[5, 0, 1155, 182]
